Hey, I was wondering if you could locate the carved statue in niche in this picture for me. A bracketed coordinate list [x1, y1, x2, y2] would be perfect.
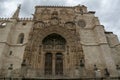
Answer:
[23, 50, 31, 65]
[74, 46, 84, 67]
[51, 9, 58, 18]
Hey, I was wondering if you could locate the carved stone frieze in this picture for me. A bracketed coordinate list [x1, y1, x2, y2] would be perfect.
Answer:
[34, 21, 45, 29]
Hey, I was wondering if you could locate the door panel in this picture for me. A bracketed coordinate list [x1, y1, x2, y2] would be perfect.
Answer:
[45, 53, 52, 75]
[55, 53, 63, 75]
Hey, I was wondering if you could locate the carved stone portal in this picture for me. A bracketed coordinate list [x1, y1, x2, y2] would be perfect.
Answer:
[22, 8, 84, 77]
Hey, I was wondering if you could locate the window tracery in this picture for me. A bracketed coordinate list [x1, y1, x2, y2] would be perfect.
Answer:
[42, 33, 66, 51]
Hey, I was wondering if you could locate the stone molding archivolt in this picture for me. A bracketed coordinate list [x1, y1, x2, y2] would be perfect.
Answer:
[33, 26, 78, 46]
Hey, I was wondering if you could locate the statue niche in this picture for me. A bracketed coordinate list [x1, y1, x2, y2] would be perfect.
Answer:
[42, 33, 66, 51]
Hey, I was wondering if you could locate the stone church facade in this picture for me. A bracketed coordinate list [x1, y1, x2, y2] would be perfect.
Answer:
[0, 4, 120, 79]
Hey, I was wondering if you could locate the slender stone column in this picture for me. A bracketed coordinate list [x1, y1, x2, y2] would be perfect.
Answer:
[52, 52, 56, 76]
[40, 51, 44, 76]
[64, 52, 68, 77]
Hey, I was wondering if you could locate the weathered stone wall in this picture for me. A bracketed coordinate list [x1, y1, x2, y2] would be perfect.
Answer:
[0, 19, 33, 77]
[106, 32, 120, 66]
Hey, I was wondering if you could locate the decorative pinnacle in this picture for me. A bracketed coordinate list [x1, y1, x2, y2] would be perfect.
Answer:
[12, 4, 21, 19]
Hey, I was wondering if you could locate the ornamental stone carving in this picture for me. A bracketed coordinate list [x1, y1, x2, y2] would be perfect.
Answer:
[50, 17, 59, 26]
[40, 8, 51, 20]
[78, 19, 86, 27]
[34, 21, 45, 29]
[22, 6, 84, 78]
[41, 8, 50, 15]
[65, 22, 75, 29]
[51, 10, 58, 18]
[74, 5, 83, 15]
[60, 9, 68, 15]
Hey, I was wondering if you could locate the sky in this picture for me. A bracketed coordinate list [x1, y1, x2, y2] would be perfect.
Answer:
[0, 0, 120, 40]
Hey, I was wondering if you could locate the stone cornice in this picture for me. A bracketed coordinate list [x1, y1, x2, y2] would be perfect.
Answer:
[0, 42, 27, 47]
[92, 25, 104, 30]
[0, 18, 11, 22]
[0, 18, 33, 22]
[35, 5, 74, 8]
[81, 42, 108, 46]
[18, 18, 33, 21]
[110, 43, 120, 48]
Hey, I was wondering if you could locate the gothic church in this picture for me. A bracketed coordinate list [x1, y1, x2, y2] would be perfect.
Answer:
[0, 4, 120, 79]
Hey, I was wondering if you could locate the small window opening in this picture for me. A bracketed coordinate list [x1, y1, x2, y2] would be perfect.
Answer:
[22, 22, 26, 25]
[9, 51, 12, 55]
[17, 33, 24, 44]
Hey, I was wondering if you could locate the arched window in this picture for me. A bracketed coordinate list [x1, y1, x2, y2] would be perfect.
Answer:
[42, 33, 66, 50]
[17, 33, 24, 44]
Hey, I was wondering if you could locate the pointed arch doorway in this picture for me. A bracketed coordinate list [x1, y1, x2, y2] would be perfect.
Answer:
[43, 33, 65, 75]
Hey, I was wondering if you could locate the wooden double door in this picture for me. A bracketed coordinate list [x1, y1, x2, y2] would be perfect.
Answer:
[45, 53, 63, 75]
